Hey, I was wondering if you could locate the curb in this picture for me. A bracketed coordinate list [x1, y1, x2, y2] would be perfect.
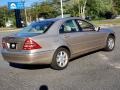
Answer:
[0, 29, 20, 32]
[99, 24, 120, 28]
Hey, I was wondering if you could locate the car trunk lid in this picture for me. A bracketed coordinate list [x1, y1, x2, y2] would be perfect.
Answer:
[2, 36, 25, 51]
[2, 33, 42, 51]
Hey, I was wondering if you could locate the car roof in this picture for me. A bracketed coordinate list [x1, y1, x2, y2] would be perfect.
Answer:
[37, 17, 84, 23]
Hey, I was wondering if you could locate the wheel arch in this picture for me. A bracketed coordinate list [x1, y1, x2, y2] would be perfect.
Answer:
[109, 33, 115, 39]
[56, 46, 71, 57]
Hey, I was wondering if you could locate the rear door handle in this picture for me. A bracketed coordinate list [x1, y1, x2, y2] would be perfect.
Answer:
[63, 35, 70, 38]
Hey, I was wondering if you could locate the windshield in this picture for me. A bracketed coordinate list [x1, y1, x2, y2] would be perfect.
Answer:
[19, 21, 54, 34]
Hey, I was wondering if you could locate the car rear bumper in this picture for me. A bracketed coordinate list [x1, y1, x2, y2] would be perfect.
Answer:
[1, 49, 55, 64]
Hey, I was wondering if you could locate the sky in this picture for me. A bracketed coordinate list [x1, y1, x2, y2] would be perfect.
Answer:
[0, 0, 43, 7]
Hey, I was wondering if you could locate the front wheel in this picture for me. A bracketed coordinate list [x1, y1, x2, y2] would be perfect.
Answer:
[51, 48, 70, 70]
[104, 35, 115, 51]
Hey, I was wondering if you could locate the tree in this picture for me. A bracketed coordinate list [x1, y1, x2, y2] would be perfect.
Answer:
[113, 0, 120, 14]
[26, 1, 58, 21]
[64, 0, 87, 18]
[51, 0, 71, 17]
[0, 6, 15, 27]
[86, 0, 115, 19]
[73, 0, 87, 18]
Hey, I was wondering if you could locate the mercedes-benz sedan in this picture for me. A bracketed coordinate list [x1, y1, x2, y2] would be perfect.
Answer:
[1, 17, 115, 70]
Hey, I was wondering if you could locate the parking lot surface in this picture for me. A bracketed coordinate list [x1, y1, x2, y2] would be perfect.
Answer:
[0, 27, 120, 90]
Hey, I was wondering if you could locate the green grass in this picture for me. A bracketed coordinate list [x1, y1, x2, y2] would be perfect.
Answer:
[90, 19, 120, 26]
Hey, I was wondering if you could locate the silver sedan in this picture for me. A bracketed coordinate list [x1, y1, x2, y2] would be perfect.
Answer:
[1, 17, 115, 70]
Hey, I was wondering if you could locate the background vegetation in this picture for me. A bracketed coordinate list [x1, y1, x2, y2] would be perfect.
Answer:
[0, 0, 120, 27]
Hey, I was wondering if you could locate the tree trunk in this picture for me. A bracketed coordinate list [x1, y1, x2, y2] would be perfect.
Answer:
[80, 0, 87, 19]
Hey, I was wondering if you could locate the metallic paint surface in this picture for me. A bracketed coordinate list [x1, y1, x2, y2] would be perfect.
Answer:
[1, 17, 115, 64]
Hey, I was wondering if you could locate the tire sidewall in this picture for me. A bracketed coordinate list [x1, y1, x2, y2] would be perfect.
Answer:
[106, 36, 115, 51]
[51, 48, 70, 70]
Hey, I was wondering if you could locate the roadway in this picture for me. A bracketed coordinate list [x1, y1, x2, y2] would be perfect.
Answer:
[0, 27, 120, 90]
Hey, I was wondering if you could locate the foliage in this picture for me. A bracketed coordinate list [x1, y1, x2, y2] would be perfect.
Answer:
[0, 6, 15, 27]
[113, 0, 120, 14]
[86, 0, 115, 19]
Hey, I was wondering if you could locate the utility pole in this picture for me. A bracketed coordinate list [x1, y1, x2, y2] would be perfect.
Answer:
[4, 8, 6, 27]
[78, 0, 80, 17]
[60, 0, 64, 18]
[24, 7, 28, 25]
[21, 0, 28, 25]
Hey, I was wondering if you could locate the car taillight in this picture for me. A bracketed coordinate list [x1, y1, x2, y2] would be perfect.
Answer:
[23, 38, 42, 50]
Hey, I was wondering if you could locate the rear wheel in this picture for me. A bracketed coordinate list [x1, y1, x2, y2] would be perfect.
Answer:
[104, 35, 115, 51]
[51, 48, 70, 70]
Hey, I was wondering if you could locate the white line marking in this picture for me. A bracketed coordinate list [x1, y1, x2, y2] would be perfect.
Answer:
[98, 53, 120, 69]
[110, 63, 120, 69]
[0, 30, 18, 32]
[98, 53, 109, 60]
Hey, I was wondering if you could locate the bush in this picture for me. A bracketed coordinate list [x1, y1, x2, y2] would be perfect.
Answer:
[104, 11, 117, 19]
[104, 12, 113, 19]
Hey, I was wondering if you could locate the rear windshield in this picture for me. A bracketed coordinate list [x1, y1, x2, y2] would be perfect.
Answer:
[19, 21, 54, 34]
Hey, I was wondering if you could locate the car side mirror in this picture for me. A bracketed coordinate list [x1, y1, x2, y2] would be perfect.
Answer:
[94, 27, 101, 32]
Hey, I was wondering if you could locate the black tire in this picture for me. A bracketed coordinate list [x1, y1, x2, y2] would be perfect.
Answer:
[104, 35, 115, 51]
[51, 48, 70, 70]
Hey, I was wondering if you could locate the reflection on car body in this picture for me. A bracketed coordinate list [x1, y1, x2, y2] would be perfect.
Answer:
[1, 17, 115, 70]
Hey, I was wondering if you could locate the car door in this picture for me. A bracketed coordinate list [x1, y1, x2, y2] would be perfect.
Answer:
[59, 19, 83, 54]
[75, 19, 107, 52]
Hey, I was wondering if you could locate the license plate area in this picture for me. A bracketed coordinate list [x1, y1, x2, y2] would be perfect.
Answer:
[9, 43, 17, 49]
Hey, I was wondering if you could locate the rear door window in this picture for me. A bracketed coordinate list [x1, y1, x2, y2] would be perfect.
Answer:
[60, 20, 79, 33]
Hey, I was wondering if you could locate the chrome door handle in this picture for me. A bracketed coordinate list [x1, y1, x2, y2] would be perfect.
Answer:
[64, 35, 70, 38]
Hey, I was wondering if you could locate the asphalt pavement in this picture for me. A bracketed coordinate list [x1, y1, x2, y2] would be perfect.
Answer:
[0, 27, 120, 90]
